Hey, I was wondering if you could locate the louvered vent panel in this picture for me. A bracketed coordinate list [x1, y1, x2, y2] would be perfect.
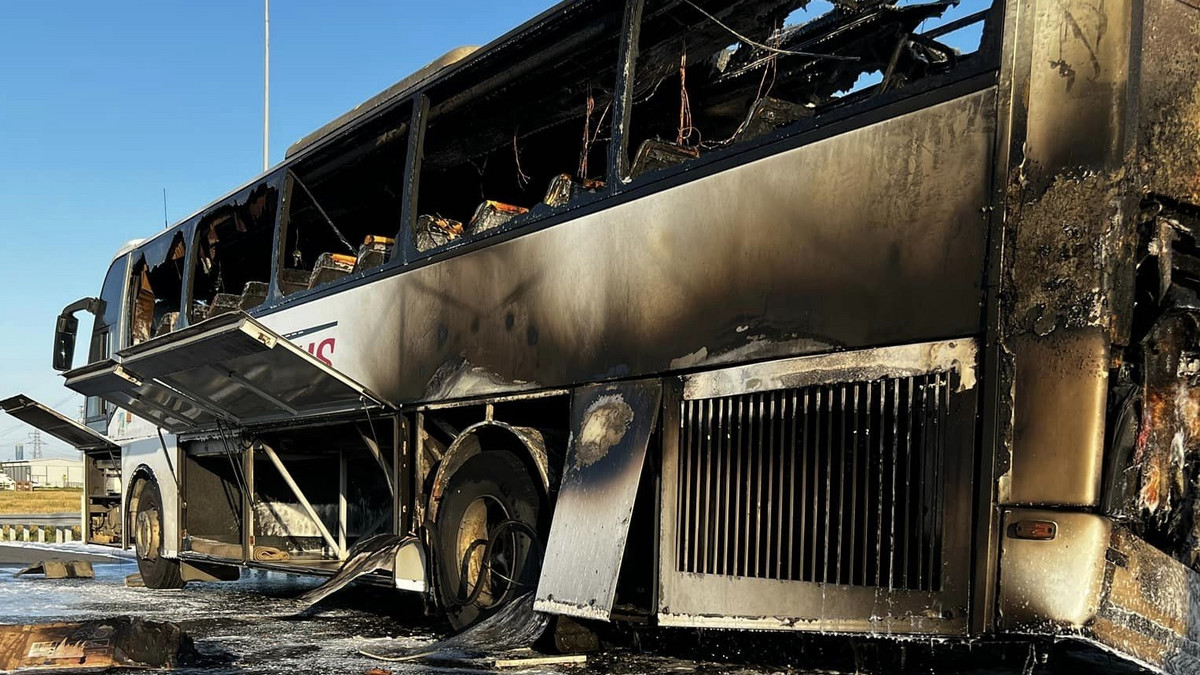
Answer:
[675, 372, 952, 592]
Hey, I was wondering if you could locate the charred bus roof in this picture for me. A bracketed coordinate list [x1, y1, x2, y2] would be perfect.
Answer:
[284, 45, 479, 160]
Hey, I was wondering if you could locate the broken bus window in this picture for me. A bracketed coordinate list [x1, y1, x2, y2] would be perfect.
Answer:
[188, 181, 279, 321]
[128, 231, 187, 345]
[412, 0, 623, 255]
[625, 0, 998, 180]
[277, 103, 410, 296]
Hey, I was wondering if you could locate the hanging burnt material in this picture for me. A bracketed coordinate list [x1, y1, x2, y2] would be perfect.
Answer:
[1132, 310, 1200, 567]
[633, 1, 957, 116]
[624, 0, 960, 182]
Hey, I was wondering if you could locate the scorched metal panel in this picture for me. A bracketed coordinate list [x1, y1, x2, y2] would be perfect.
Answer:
[535, 380, 662, 621]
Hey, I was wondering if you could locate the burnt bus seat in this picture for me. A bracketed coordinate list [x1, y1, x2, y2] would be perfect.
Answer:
[190, 302, 211, 323]
[278, 267, 310, 296]
[154, 312, 179, 337]
[468, 201, 529, 236]
[629, 138, 701, 179]
[543, 174, 605, 209]
[239, 281, 269, 309]
[733, 96, 812, 144]
[209, 293, 242, 318]
[353, 235, 395, 274]
[308, 253, 356, 289]
[414, 214, 464, 253]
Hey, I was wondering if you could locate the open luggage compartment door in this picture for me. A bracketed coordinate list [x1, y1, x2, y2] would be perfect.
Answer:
[63, 312, 394, 432]
[0, 394, 118, 453]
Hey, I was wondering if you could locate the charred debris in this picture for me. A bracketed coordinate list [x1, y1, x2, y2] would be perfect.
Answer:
[1105, 198, 1200, 569]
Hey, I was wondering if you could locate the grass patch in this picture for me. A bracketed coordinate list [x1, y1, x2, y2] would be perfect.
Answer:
[0, 489, 82, 515]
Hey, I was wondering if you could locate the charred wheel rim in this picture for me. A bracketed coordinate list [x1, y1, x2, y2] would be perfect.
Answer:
[454, 495, 518, 610]
[134, 508, 161, 561]
[435, 450, 543, 630]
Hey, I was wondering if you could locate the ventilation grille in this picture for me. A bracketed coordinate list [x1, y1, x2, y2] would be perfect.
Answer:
[675, 372, 953, 592]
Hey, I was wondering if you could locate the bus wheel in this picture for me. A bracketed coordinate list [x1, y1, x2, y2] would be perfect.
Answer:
[434, 450, 543, 631]
[132, 478, 184, 589]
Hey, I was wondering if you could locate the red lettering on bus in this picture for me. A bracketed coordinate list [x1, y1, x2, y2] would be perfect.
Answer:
[305, 338, 335, 366]
[316, 338, 335, 366]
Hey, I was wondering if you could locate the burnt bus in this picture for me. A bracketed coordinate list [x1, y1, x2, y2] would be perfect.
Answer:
[4, 0, 1200, 671]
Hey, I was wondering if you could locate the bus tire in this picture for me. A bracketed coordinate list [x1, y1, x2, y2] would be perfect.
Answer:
[132, 478, 184, 590]
[433, 450, 543, 631]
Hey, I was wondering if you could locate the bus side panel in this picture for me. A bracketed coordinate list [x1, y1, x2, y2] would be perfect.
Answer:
[261, 88, 997, 407]
[1139, 0, 1200, 208]
[998, 0, 1139, 508]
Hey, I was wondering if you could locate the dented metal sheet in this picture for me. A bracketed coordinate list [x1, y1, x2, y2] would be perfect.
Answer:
[535, 380, 662, 621]
[1089, 527, 1200, 674]
[295, 535, 417, 610]
[682, 339, 978, 401]
[997, 511, 1200, 675]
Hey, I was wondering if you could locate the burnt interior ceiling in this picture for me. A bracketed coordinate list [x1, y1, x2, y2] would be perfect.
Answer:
[631, 0, 960, 149]
[295, 112, 408, 239]
[423, 5, 622, 170]
[416, 3, 623, 221]
[414, 0, 965, 224]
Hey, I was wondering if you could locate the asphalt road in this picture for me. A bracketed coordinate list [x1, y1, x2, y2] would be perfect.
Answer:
[0, 543, 1142, 674]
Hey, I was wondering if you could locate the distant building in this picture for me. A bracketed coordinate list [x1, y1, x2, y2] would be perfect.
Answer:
[2, 458, 83, 489]
[13, 444, 23, 461]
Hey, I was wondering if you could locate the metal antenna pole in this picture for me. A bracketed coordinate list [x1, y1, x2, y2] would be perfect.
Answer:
[264, 0, 270, 172]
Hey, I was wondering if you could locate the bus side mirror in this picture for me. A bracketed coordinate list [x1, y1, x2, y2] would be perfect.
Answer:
[51, 297, 102, 373]
[52, 314, 79, 372]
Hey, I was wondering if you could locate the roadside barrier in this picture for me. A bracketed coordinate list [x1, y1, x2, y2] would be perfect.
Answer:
[0, 524, 81, 544]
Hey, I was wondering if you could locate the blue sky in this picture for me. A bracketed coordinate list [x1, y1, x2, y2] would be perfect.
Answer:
[0, 1, 556, 458]
[0, 0, 989, 458]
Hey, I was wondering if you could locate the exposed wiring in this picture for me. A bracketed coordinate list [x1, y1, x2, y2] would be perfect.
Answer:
[513, 131, 531, 189]
[681, 0, 860, 62]
[677, 45, 699, 146]
[578, 86, 612, 179]
[448, 518, 543, 610]
[287, 169, 355, 254]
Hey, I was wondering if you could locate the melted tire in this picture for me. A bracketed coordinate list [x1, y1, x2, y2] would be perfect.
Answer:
[134, 479, 184, 590]
[434, 450, 543, 631]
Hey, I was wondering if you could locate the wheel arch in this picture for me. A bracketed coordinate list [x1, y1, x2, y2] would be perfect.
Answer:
[124, 464, 158, 531]
[123, 462, 182, 560]
[427, 420, 552, 525]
